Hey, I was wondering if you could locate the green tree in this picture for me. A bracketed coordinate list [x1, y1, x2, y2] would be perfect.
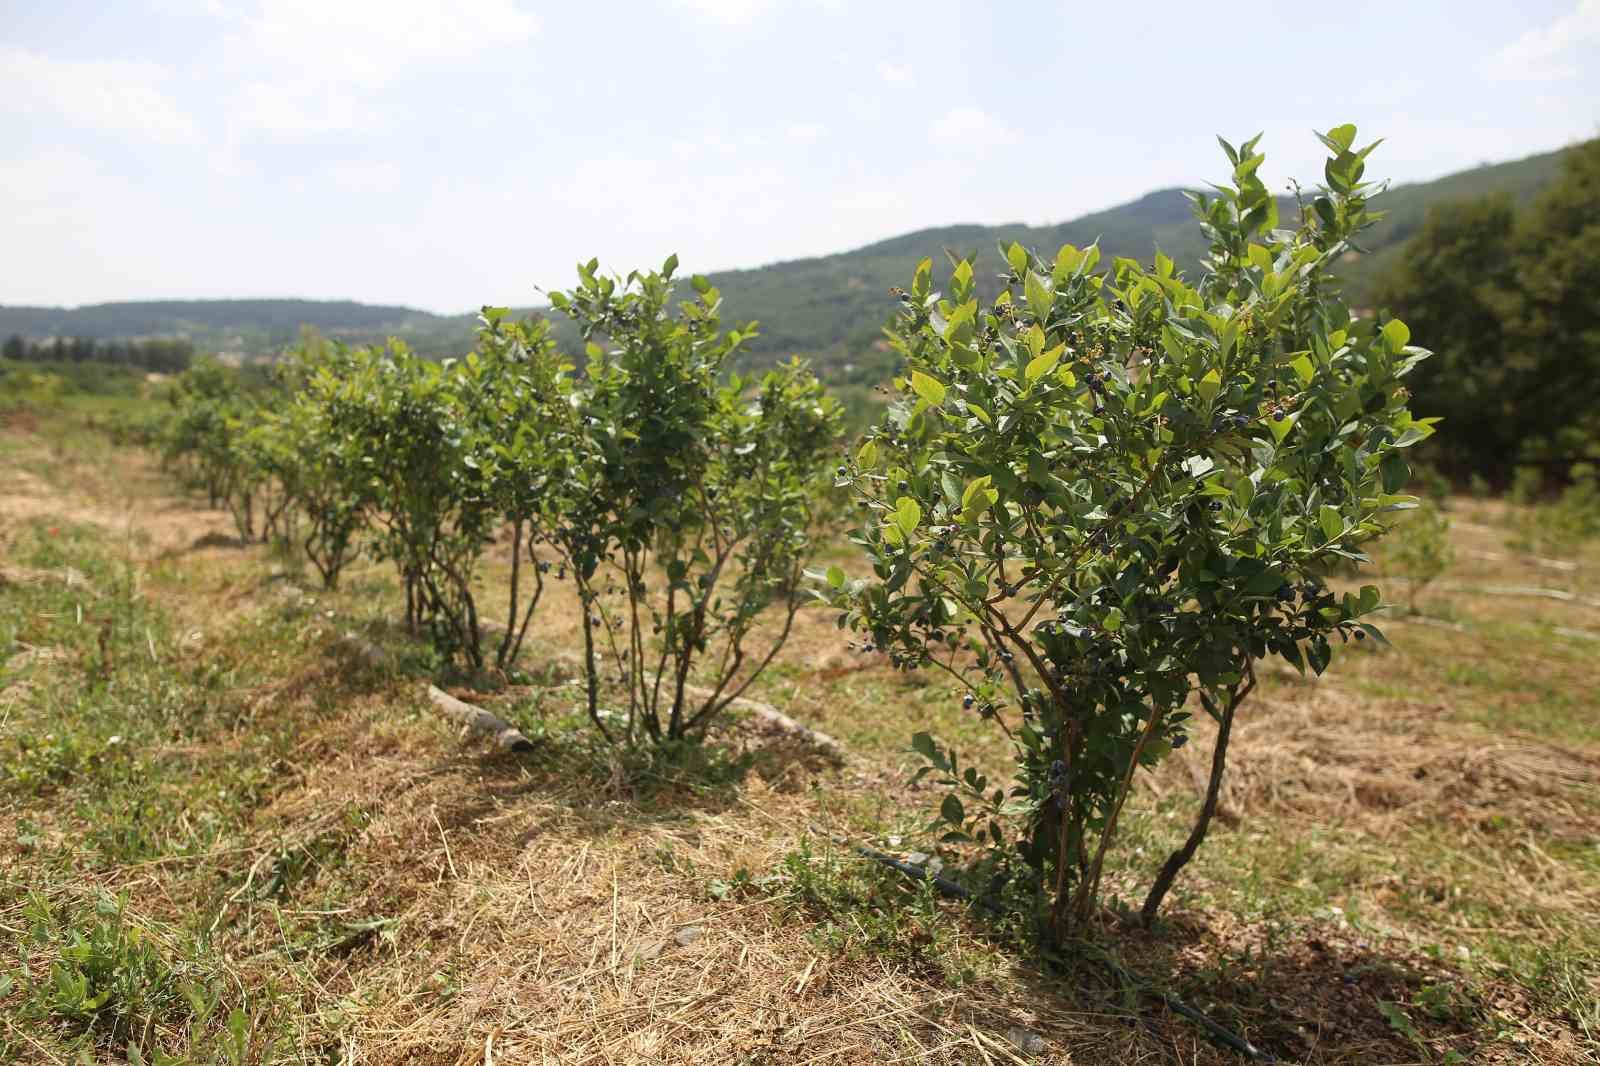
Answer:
[2, 335, 24, 361]
[1372, 196, 1517, 478]
[1505, 137, 1600, 464]
[1376, 138, 1600, 480]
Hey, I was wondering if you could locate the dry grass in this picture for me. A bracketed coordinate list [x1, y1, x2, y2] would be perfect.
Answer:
[2, 408, 1598, 1064]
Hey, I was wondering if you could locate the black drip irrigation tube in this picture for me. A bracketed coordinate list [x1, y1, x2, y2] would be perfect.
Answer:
[830, 832, 1274, 1062]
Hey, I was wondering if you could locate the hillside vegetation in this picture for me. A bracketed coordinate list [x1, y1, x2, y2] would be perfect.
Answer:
[0, 143, 1574, 371]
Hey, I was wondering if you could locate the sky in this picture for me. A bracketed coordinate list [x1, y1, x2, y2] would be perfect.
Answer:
[2, 0, 1597, 313]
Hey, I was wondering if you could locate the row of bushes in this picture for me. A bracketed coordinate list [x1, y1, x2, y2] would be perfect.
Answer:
[155, 126, 1428, 944]
[159, 264, 843, 745]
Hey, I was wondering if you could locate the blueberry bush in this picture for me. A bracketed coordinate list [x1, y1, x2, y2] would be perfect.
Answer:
[548, 259, 842, 743]
[815, 126, 1433, 940]
[154, 262, 840, 740]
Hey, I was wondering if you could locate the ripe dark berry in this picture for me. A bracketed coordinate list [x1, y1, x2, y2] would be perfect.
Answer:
[1354, 630, 1366, 641]
[836, 466, 847, 476]
[1207, 500, 1223, 512]
[1172, 733, 1189, 749]
[962, 694, 975, 710]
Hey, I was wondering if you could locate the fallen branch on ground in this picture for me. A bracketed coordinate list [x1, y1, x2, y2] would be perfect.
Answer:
[549, 650, 848, 760]
[426, 684, 534, 753]
[671, 678, 847, 761]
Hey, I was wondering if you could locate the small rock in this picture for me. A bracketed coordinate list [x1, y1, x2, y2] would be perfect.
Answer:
[674, 925, 705, 947]
[1005, 1026, 1047, 1055]
[906, 851, 930, 866]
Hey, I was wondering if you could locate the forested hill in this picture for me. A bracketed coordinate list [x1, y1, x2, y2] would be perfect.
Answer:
[0, 142, 1574, 365]
[0, 299, 441, 355]
[707, 144, 1569, 355]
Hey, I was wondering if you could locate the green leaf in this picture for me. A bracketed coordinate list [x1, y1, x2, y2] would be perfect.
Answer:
[1053, 244, 1083, 282]
[1024, 324, 1046, 359]
[1006, 242, 1028, 273]
[1326, 123, 1357, 151]
[911, 732, 939, 762]
[826, 565, 845, 589]
[1381, 319, 1411, 354]
[1103, 607, 1123, 632]
[940, 794, 966, 825]
[1289, 353, 1315, 385]
[912, 257, 933, 299]
[1025, 271, 1053, 321]
[1197, 369, 1222, 405]
[1318, 505, 1343, 542]
[1267, 411, 1296, 443]
[961, 475, 993, 510]
[1245, 566, 1283, 595]
[857, 439, 879, 469]
[1025, 344, 1065, 385]
[910, 371, 947, 407]
[1381, 452, 1409, 493]
[895, 496, 922, 537]
[942, 301, 978, 347]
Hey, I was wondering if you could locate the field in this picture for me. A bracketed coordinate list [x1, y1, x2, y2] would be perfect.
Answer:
[3, 393, 1598, 1064]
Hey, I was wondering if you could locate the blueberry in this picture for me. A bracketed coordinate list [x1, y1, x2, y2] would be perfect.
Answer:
[1172, 733, 1189, 749]
[1354, 630, 1366, 641]
[963, 694, 975, 710]
[836, 466, 847, 477]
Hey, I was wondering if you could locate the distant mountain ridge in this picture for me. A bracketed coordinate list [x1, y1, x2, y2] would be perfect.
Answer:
[1, 142, 1576, 368]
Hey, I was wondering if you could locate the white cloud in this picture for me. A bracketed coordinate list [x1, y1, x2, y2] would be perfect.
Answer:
[671, 0, 774, 26]
[929, 106, 1020, 152]
[218, 0, 541, 137]
[672, 0, 849, 26]
[328, 160, 405, 195]
[1486, 0, 1600, 81]
[786, 122, 829, 145]
[876, 61, 915, 86]
[845, 93, 883, 123]
[0, 150, 180, 303]
[0, 46, 198, 144]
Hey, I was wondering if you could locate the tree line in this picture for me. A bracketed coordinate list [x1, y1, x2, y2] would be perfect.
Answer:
[2, 334, 194, 373]
[1374, 137, 1600, 484]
